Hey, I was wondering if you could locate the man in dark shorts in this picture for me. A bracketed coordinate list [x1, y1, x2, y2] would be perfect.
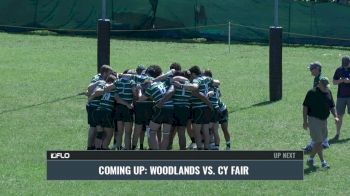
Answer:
[113, 72, 137, 150]
[138, 65, 174, 150]
[332, 56, 350, 140]
[303, 77, 339, 168]
[102, 69, 138, 150]
[85, 65, 113, 150]
[217, 99, 231, 150]
[173, 66, 219, 150]
[203, 69, 220, 150]
[132, 65, 154, 150]
[156, 70, 192, 150]
[88, 75, 117, 150]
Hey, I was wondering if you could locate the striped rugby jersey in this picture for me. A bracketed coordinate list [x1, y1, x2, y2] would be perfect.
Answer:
[218, 99, 227, 112]
[114, 76, 136, 104]
[88, 80, 106, 107]
[133, 74, 152, 85]
[173, 81, 192, 108]
[145, 81, 173, 108]
[90, 74, 102, 83]
[209, 86, 220, 109]
[190, 75, 213, 108]
[97, 90, 116, 112]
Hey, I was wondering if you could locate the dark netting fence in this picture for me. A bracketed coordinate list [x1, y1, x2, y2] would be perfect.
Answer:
[1, 0, 350, 46]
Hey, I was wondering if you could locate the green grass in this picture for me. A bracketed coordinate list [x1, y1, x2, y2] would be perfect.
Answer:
[1, 32, 350, 195]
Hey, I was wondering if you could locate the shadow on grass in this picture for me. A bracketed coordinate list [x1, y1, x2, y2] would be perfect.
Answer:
[230, 100, 276, 113]
[304, 166, 318, 175]
[329, 137, 350, 145]
[0, 92, 85, 115]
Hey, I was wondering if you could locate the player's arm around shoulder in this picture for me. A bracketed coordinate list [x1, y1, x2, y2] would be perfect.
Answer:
[156, 85, 175, 108]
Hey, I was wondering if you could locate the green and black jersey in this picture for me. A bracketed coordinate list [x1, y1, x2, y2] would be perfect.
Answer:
[90, 74, 103, 83]
[133, 74, 152, 85]
[218, 99, 227, 112]
[88, 80, 106, 107]
[173, 81, 192, 108]
[209, 87, 220, 109]
[190, 76, 213, 108]
[114, 76, 136, 104]
[133, 74, 153, 94]
[145, 82, 173, 108]
[98, 90, 116, 112]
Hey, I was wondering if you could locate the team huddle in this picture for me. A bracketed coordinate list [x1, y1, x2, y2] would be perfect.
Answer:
[85, 63, 232, 151]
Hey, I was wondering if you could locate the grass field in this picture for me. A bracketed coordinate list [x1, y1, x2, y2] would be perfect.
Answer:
[1, 31, 350, 195]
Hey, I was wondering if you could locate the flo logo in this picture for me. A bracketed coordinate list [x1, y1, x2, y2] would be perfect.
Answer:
[50, 152, 70, 159]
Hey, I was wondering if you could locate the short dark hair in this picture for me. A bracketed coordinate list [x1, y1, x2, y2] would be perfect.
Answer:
[202, 69, 213, 78]
[189, 65, 201, 76]
[123, 69, 130, 74]
[309, 62, 322, 72]
[106, 74, 116, 83]
[170, 62, 182, 71]
[146, 65, 162, 78]
[183, 70, 191, 79]
[100, 65, 113, 74]
[136, 65, 146, 75]
[342, 56, 350, 67]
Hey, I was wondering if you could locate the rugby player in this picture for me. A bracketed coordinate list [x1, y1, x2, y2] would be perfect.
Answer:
[88, 74, 117, 150]
[85, 65, 113, 150]
[173, 66, 219, 150]
[138, 65, 174, 150]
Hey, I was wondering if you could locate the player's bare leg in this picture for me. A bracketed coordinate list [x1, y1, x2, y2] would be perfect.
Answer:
[212, 122, 220, 150]
[124, 122, 133, 150]
[95, 125, 104, 150]
[192, 124, 203, 149]
[177, 126, 186, 150]
[140, 126, 146, 150]
[160, 124, 172, 150]
[87, 127, 96, 150]
[157, 127, 162, 149]
[186, 120, 196, 149]
[116, 121, 124, 150]
[132, 124, 143, 150]
[102, 127, 114, 149]
[167, 126, 176, 150]
[220, 122, 231, 150]
[149, 121, 161, 150]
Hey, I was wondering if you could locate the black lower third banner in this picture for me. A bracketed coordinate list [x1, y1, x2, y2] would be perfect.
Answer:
[47, 151, 303, 180]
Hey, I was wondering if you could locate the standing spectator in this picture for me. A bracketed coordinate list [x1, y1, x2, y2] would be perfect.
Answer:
[303, 77, 339, 168]
[332, 56, 350, 140]
[303, 62, 330, 153]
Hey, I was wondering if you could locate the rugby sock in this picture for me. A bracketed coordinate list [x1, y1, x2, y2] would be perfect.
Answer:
[226, 141, 231, 148]
[140, 143, 144, 150]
